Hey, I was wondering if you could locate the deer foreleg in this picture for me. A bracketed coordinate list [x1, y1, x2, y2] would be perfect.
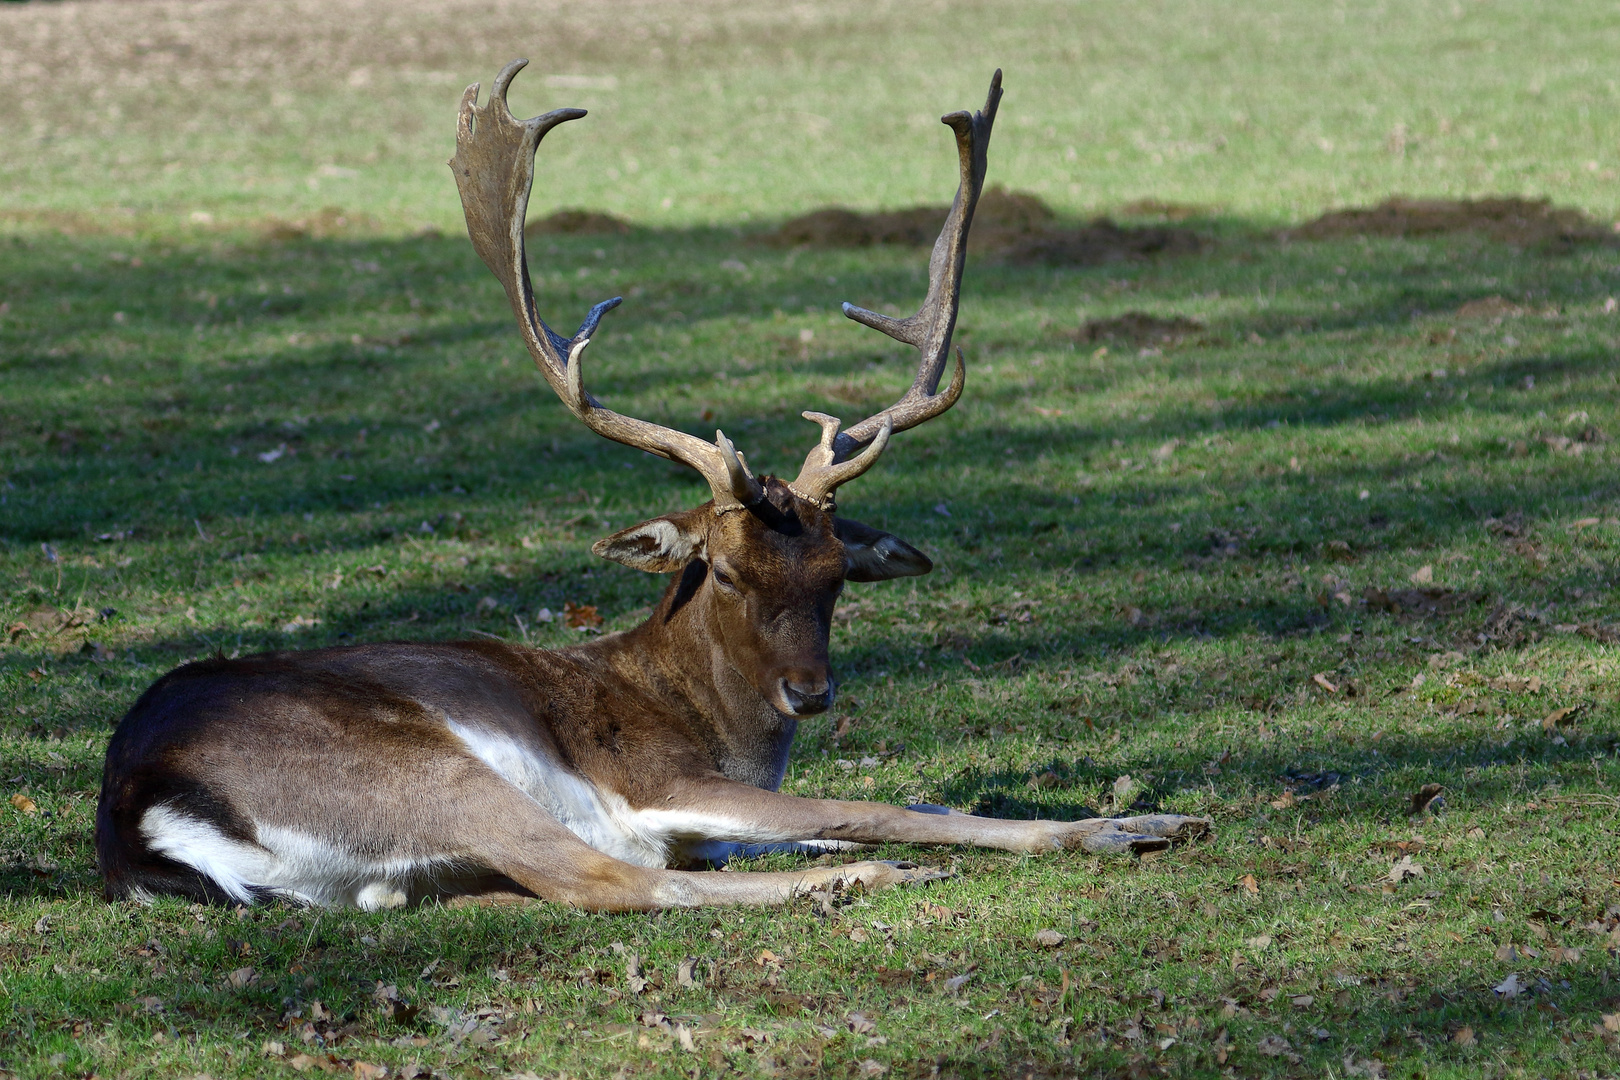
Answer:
[640, 779, 1209, 856]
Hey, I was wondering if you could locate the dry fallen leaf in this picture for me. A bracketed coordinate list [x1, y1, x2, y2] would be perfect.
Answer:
[1033, 928, 1066, 948]
[1342, 1055, 1387, 1078]
[261, 1040, 286, 1058]
[1409, 564, 1434, 584]
[1325, 539, 1357, 562]
[1452, 1026, 1476, 1047]
[563, 601, 603, 629]
[846, 1012, 877, 1035]
[1408, 783, 1445, 816]
[1541, 704, 1583, 731]
[226, 966, 257, 989]
[1238, 874, 1260, 896]
[1244, 934, 1273, 951]
[1388, 855, 1425, 884]
[1269, 789, 1297, 810]
[9, 793, 38, 815]
[1312, 672, 1338, 693]
[1493, 972, 1522, 998]
[354, 1062, 386, 1080]
[1257, 1034, 1299, 1061]
[1602, 1012, 1620, 1033]
[676, 956, 699, 988]
[624, 952, 648, 994]
[857, 1061, 887, 1078]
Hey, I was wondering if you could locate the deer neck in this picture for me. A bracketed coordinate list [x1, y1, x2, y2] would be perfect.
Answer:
[596, 566, 797, 790]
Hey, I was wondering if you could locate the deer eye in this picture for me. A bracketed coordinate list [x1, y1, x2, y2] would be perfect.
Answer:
[711, 567, 737, 590]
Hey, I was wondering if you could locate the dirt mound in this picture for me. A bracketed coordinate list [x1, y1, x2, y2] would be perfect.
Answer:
[1288, 196, 1613, 249]
[763, 185, 1052, 248]
[525, 209, 632, 236]
[261, 206, 383, 241]
[764, 205, 941, 248]
[1363, 587, 1478, 618]
[1116, 199, 1209, 221]
[974, 186, 1060, 232]
[995, 220, 1202, 266]
[1452, 295, 1526, 321]
[1070, 312, 1204, 347]
[761, 185, 1201, 266]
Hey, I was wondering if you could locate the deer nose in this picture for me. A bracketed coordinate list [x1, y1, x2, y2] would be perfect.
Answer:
[779, 677, 834, 716]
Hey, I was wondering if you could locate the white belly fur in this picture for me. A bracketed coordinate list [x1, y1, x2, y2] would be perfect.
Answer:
[445, 720, 674, 866]
[446, 722, 817, 866]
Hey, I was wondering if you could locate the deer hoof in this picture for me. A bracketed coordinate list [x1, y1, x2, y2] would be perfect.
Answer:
[1065, 814, 1211, 855]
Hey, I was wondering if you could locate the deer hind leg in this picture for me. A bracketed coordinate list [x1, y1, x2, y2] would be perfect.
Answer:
[460, 798, 942, 912]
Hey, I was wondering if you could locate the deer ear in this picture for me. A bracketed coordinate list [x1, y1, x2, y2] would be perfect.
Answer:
[834, 517, 933, 582]
[593, 510, 708, 573]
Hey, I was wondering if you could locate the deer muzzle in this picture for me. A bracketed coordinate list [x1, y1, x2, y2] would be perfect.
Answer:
[777, 672, 836, 717]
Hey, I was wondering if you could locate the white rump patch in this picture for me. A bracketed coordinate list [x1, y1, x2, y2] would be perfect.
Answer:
[139, 805, 440, 908]
[140, 804, 274, 905]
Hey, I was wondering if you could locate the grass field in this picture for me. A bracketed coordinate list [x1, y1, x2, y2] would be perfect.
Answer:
[2, 1, 1619, 1077]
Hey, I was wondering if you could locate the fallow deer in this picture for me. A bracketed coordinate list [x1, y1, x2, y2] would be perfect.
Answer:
[95, 63, 1207, 912]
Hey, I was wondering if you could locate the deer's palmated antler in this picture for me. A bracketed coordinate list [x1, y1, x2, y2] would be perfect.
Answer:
[788, 70, 1002, 507]
[450, 59, 762, 511]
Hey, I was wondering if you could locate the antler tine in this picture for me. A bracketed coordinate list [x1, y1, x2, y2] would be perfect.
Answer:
[789, 70, 1001, 504]
[451, 60, 762, 511]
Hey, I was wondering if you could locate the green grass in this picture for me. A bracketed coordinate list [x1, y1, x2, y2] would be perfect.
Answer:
[2, 1, 1619, 1078]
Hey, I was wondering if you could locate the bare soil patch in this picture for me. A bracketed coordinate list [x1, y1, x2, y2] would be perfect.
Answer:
[1116, 198, 1211, 221]
[262, 207, 385, 241]
[1068, 312, 1205, 347]
[525, 209, 633, 236]
[1286, 196, 1615, 250]
[1362, 587, 1479, 618]
[760, 185, 1202, 266]
[1451, 295, 1526, 321]
[760, 185, 1051, 248]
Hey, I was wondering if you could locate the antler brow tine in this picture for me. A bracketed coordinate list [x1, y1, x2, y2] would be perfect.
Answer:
[451, 60, 762, 511]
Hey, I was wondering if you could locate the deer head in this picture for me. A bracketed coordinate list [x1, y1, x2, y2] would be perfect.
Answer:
[452, 61, 1001, 717]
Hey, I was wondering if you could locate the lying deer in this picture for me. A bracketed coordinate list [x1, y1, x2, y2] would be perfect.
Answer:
[96, 63, 1206, 911]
